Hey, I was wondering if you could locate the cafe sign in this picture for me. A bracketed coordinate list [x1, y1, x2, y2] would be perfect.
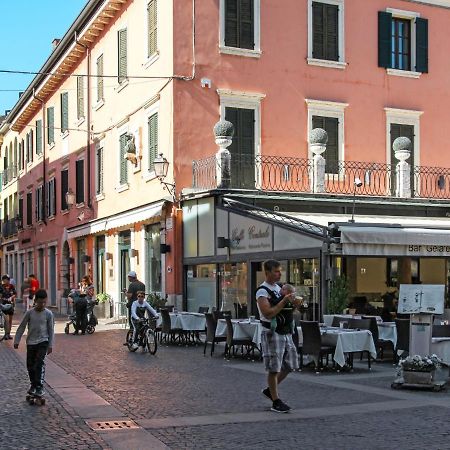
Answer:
[228, 213, 272, 254]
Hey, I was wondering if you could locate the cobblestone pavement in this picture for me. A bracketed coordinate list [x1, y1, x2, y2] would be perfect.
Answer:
[4, 315, 450, 449]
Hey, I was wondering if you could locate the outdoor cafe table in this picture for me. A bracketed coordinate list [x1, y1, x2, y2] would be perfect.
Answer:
[378, 322, 397, 347]
[323, 314, 382, 327]
[216, 319, 262, 347]
[156, 312, 206, 331]
[298, 326, 377, 368]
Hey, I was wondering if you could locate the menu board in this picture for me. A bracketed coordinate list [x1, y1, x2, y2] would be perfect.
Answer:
[398, 284, 445, 315]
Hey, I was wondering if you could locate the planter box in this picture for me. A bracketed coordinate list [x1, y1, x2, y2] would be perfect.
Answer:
[95, 302, 113, 319]
[403, 370, 434, 385]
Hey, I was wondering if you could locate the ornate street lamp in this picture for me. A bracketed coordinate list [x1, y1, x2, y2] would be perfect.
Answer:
[153, 153, 177, 202]
[65, 188, 76, 208]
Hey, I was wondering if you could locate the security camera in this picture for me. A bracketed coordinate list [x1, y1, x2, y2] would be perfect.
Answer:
[354, 177, 363, 188]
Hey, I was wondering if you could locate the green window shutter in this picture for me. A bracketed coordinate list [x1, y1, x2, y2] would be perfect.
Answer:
[35, 120, 42, 155]
[312, 2, 338, 61]
[18, 142, 21, 170]
[61, 92, 68, 133]
[77, 76, 84, 119]
[148, 113, 158, 170]
[61, 169, 68, 210]
[75, 159, 85, 204]
[378, 11, 392, 68]
[97, 55, 104, 102]
[416, 18, 428, 73]
[47, 107, 54, 144]
[118, 29, 128, 83]
[312, 116, 339, 174]
[30, 130, 34, 162]
[147, 0, 158, 57]
[119, 133, 128, 184]
[96, 147, 104, 194]
[21, 139, 24, 169]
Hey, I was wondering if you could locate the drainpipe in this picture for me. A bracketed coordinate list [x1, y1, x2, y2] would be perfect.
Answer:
[33, 89, 46, 225]
[75, 32, 92, 208]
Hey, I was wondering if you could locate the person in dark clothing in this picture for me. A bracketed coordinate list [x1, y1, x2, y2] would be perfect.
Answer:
[1, 274, 17, 340]
[69, 286, 88, 335]
[125, 271, 145, 328]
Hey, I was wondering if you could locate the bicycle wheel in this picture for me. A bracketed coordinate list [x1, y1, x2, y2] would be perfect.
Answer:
[86, 325, 95, 334]
[145, 329, 157, 355]
[126, 330, 137, 352]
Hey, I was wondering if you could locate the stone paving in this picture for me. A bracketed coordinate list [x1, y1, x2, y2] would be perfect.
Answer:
[3, 313, 450, 449]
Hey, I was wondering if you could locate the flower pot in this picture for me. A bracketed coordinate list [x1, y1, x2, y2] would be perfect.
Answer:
[95, 302, 112, 319]
[403, 369, 434, 385]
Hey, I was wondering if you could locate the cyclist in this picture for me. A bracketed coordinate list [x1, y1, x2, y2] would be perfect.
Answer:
[130, 291, 159, 350]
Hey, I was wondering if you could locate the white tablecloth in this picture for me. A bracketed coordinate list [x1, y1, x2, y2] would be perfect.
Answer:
[298, 326, 376, 368]
[431, 337, 450, 364]
[323, 314, 383, 327]
[378, 322, 397, 347]
[163, 312, 206, 331]
[216, 319, 262, 346]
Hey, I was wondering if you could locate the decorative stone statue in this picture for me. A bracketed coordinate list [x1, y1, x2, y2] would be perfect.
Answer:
[213, 120, 234, 189]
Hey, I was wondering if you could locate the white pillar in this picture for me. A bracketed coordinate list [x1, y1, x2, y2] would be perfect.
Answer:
[395, 149, 411, 198]
[310, 143, 326, 193]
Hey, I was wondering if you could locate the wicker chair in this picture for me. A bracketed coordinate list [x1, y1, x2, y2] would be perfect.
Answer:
[347, 318, 372, 369]
[300, 320, 335, 372]
[160, 308, 184, 344]
[363, 316, 394, 360]
[203, 313, 226, 356]
[224, 316, 256, 359]
[394, 318, 410, 363]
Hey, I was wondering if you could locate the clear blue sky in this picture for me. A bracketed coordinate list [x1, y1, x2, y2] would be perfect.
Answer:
[0, 0, 88, 114]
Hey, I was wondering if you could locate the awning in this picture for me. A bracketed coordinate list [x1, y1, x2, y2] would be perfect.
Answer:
[340, 226, 450, 256]
[67, 201, 165, 240]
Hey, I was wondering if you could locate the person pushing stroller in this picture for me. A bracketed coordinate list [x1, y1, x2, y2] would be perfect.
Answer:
[69, 276, 94, 335]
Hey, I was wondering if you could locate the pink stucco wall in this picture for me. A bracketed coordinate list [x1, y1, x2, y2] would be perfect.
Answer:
[173, 0, 450, 189]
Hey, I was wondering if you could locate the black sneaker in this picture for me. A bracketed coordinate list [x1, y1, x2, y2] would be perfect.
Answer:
[271, 399, 291, 413]
[261, 387, 272, 401]
[27, 386, 36, 396]
[34, 387, 45, 397]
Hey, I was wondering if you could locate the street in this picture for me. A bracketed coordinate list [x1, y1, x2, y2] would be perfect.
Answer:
[2, 314, 450, 450]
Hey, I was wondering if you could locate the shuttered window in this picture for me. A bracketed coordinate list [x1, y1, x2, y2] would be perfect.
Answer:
[61, 92, 69, 133]
[26, 192, 32, 226]
[97, 55, 104, 102]
[25, 134, 29, 164]
[119, 133, 128, 184]
[378, 12, 428, 73]
[225, 0, 254, 49]
[47, 107, 54, 144]
[148, 113, 158, 171]
[35, 120, 42, 155]
[76, 159, 85, 204]
[312, 1, 339, 61]
[20, 139, 24, 170]
[35, 186, 44, 222]
[118, 29, 128, 83]
[312, 115, 339, 174]
[147, 0, 158, 57]
[77, 76, 84, 120]
[46, 178, 56, 217]
[96, 146, 104, 195]
[18, 197, 23, 228]
[29, 130, 34, 163]
[61, 169, 69, 211]
[225, 107, 255, 188]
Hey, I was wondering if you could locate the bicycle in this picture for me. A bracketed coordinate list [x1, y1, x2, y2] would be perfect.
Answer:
[126, 317, 158, 355]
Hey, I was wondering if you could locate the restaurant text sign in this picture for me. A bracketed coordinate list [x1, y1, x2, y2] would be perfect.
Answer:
[406, 245, 450, 256]
[228, 213, 272, 254]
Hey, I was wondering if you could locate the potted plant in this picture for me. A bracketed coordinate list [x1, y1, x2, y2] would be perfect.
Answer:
[147, 292, 167, 311]
[398, 354, 446, 385]
[96, 292, 113, 319]
[328, 275, 349, 314]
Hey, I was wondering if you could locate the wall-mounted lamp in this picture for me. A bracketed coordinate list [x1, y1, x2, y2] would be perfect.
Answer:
[66, 189, 75, 208]
[14, 214, 23, 230]
[81, 254, 91, 263]
[130, 249, 139, 257]
[160, 243, 171, 254]
[217, 237, 231, 248]
[154, 153, 178, 203]
[349, 177, 363, 223]
[105, 252, 113, 261]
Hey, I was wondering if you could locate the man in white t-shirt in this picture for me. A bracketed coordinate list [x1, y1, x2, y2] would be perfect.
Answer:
[256, 259, 302, 413]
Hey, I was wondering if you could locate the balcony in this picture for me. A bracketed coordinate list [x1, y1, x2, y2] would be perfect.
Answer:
[1, 218, 18, 239]
[192, 155, 450, 200]
[1, 165, 18, 186]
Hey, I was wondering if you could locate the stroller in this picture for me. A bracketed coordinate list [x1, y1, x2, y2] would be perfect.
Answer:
[65, 290, 98, 335]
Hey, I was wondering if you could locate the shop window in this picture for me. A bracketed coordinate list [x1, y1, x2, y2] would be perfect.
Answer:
[145, 223, 161, 293]
[186, 264, 217, 313]
[386, 258, 398, 287]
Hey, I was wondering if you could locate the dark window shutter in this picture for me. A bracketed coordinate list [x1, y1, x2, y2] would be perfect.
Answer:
[120, 133, 128, 184]
[36, 120, 42, 155]
[46, 181, 50, 218]
[97, 55, 104, 102]
[52, 178, 56, 216]
[76, 160, 85, 204]
[312, 115, 339, 174]
[239, 0, 254, 50]
[118, 29, 128, 83]
[312, 2, 338, 61]
[18, 142, 21, 170]
[27, 192, 32, 226]
[18, 198, 23, 226]
[21, 139, 24, 169]
[148, 0, 158, 57]
[77, 76, 84, 119]
[61, 92, 69, 133]
[416, 17, 428, 73]
[47, 107, 54, 144]
[225, 0, 238, 47]
[378, 11, 392, 68]
[96, 147, 104, 194]
[35, 187, 39, 221]
[148, 113, 158, 170]
[61, 169, 69, 210]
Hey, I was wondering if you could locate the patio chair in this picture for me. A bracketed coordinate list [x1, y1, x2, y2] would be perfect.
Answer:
[212, 310, 231, 321]
[347, 318, 372, 369]
[432, 325, 450, 337]
[394, 318, 410, 363]
[160, 308, 184, 344]
[203, 313, 226, 356]
[363, 316, 394, 360]
[224, 316, 256, 359]
[299, 320, 335, 373]
[198, 306, 209, 314]
[331, 316, 348, 328]
[164, 305, 175, 313]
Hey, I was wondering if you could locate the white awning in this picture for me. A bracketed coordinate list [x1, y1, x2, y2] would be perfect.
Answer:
[67, 201, 164, 240]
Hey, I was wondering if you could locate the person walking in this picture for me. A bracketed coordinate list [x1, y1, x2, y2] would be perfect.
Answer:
[256, 259, 303, 413]
[14, 289, 54, 398]
[1, 274, 17, 340]
[28, 274, 40, 311]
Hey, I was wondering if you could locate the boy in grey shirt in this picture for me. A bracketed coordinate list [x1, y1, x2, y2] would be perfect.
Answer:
[14, 289, 54, 397]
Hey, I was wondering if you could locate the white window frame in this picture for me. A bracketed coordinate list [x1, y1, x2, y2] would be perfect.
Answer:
[143, 101, 160, 182]
[219, 0, 261, 58]
[306, 99, 348, 175]
[95, 138, 105, 200]
[217, 88, 265, 187]
[143, 0, 159, 68]
[307, 0, 347, 69]
[116, 122, 130, 191]
[386, 8, 421, 78]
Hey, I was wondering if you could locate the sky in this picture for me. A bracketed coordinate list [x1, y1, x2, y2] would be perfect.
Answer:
[0, 0, 88, 114]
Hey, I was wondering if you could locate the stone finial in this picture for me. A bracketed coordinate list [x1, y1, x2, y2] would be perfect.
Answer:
[393, 136, 412, 153]
[213, 120, 234, 138]
[310, 128, 328, 145]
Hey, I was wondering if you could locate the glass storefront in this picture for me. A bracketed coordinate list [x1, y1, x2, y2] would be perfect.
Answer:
[145, 224, 161, 293]
[219, 262, 248, 318]
[186, 264, 217, 312]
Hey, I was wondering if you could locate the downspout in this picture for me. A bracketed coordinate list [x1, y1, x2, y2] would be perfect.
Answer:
[33, 89, 46, 225]
[75, 32, 92, 208]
